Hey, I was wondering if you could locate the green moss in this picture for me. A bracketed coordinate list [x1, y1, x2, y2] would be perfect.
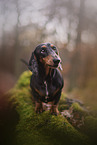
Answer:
[16, 71, 32, 89]
[71, 103, 88, 116]
[84, 116, 97, 134]
[59, 97, 66, 105]
[83, 116, 97, 144]
[58, 93, 69, 111]
[58, 104, 69, 111]
[58, 98, 69, 111]
[60, 92, 67, 100]
[9, 71, 90, 145]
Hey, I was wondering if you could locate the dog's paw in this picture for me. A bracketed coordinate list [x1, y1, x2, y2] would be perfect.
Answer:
[35, 102, 45, 114]
[35, 108, 45, 114]
[51, 111, 59, 116]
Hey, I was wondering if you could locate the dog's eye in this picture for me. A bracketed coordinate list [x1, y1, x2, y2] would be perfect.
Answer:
[41, 49, 45, 53]
[51, 46, 56, 50]
[51, 46, 58, 53]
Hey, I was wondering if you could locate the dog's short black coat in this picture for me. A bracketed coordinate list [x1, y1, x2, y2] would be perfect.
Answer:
[22, 43, 64, 115]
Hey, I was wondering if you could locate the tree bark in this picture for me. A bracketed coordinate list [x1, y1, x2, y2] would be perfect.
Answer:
[14, 0, 21, 77]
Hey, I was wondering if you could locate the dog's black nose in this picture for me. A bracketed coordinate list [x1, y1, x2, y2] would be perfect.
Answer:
[53, 58, 60, 64]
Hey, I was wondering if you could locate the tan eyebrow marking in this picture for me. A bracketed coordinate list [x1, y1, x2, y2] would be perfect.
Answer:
[51, 44, 54, 47]
[42, 45, 46, 48]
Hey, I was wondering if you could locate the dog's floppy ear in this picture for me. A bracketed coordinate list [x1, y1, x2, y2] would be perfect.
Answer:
[29, 52, 38, 75]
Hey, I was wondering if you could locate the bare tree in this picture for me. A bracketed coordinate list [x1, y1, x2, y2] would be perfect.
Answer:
[68, 0, 86, 90]
[76, 0, 85, 47]
[0, 0, 8, 58]
[13, 0, 21, 76]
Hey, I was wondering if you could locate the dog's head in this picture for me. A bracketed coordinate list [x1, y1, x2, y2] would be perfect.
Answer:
[29, 43, 62, 75]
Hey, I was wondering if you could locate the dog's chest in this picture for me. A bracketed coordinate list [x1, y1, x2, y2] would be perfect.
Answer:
[40, 80, 58, 103]
[43, 81, 49, 102]
[43, 80, 56, 96]
[44, 81, 49, 96]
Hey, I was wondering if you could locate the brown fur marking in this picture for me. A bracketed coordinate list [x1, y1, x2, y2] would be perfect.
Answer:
[42, 45, 47, 48]
[34, 88, 43, 96]
[42, 55, 54, 66]
[50, 104, 59, 115]
[53, 88, 60, 96]
[51, 44, 54, 47]
[35, 101, 44, 113]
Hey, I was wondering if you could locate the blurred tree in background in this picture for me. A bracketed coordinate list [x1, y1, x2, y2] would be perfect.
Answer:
[0, 0, 97, 108]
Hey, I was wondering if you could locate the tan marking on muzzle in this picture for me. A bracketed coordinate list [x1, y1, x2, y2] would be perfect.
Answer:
[42, 55, 54, 66]
[40, 53, 62, 69]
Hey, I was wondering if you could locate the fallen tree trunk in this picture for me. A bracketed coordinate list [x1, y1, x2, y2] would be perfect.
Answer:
[1, 71, 97, 145]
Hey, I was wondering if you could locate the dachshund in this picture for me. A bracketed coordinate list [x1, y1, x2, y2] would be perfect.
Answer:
[22, 43, 64, 115]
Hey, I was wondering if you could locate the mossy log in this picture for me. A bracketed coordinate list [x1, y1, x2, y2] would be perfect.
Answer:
[4, 71, 97, 145]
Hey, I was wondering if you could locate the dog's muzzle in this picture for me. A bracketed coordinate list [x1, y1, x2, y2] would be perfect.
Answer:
[53, 54, 62, 70]
[53, 58, 60, 67]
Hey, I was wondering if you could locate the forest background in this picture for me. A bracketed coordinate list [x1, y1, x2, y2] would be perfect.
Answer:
[0, 0, 97, 112]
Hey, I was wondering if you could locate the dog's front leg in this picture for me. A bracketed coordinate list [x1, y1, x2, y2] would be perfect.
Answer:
[50, 104, 59, 116]
[50, 91, 61, 116]
[35, 101, 44, 114]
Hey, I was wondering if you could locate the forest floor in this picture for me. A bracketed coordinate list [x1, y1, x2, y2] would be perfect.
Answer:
[0, 71, 97, 145]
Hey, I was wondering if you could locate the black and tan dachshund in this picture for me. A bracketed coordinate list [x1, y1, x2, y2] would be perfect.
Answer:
[22, 43, 64, 115]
